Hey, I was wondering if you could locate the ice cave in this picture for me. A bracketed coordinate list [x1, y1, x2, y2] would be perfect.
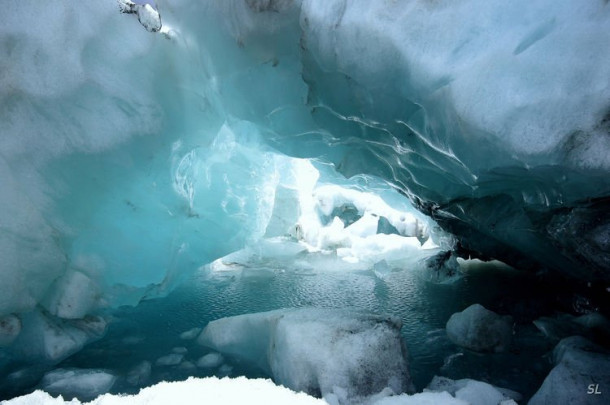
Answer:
[1, 1, 610, 404]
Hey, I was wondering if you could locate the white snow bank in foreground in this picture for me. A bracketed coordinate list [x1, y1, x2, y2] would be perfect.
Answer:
[198, 308, 412, 404]
[2, 377, 328, 405]
[2, 375, 518, 405]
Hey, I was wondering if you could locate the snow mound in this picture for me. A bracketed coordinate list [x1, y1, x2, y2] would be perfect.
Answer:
[3, 377, 328, 405]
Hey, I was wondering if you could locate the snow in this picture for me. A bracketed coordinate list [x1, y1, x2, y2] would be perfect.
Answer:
[3, 377, 328, 405]
[198, 308, 412, 404]
[2, 376, 525, 405]
[118, 0, 162, 32]
[446, 304, 513, 353]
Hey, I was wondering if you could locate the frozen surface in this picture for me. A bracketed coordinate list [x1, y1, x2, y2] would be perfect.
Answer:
[198, 308, 411, 404]
[446, 304, 513, 353]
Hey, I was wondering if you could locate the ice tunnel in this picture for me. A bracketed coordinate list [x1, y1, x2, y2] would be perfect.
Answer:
[1, 0, 610, 404]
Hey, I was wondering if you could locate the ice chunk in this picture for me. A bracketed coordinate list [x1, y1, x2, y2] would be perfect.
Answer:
[42, 270, 100, 320]
[529, 336, 610, 405]
[180, 328, 202, 340]
[172, 346, 188, 354]
[446, 304, 513, 353]
[155, 353, 184, 366]
[3, 377, 329, 405]
[0, 314, 21, 346]
[40, 368, 116, 400]
[533, 312, 610, 344]
[198, 308, 412, 403]
[127, 361, 152, 386]
[265, 185, 302, 237]
[118, 0, 162, 32]
[11, 311, 106, 362]
[197, 353, 224, 369]
[456, 258, 516, 274]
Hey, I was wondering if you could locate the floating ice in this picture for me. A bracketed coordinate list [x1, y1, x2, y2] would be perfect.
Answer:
[446, 304, 513, 353]
[198, 308, 412, 404]
[179, 328, 202, 340]
[155, 353, 184, 367]
[126, 361, 152, 387]
[40, 369, 116, 401]
[196, 353, 224, 369]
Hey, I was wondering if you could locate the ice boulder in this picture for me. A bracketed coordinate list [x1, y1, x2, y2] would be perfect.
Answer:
[10, 311, 107, 363]
[533, 312, 610, 344]
[40, 368, 116, 401]
[198, 308, 412, 403]
[446, 304, 513, 353]
[529, 336, 610, 405]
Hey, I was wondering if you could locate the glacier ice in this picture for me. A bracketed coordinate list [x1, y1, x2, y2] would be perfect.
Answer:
[197, 308, 412, 403]
[1, 0, 610, 403]
[446, 304, 513, 353]
[529, 336, 610, 405]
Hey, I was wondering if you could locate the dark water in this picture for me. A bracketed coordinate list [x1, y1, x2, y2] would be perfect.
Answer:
[40, 262, 563, 402]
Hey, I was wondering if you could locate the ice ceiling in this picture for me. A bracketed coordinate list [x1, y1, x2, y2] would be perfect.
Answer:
[1, 0, 610, 399]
